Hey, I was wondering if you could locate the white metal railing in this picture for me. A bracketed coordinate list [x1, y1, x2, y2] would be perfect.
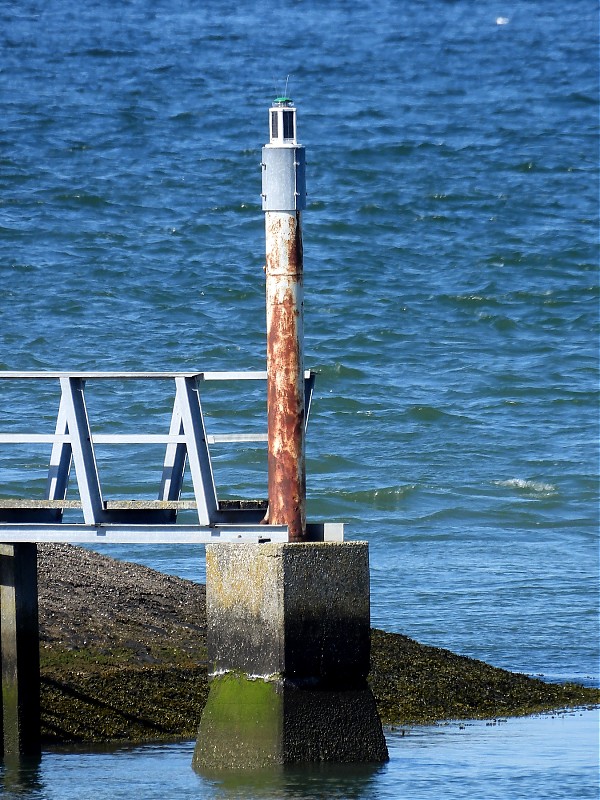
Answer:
[0, 371, 343, 544]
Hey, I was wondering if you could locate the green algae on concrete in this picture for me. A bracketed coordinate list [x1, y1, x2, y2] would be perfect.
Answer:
[193, 674, 283, 771]
[193, 675, 390, 771]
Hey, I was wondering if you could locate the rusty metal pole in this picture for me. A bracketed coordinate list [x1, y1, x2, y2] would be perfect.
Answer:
[261, 98, 307, 542]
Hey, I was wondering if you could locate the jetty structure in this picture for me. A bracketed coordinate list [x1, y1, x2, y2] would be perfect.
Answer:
[194, 96, 387, 769]
[0, 100, 388, 766]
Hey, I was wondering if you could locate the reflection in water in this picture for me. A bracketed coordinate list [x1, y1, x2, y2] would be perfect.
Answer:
[0, 755, 45, 799]
[2, 713, 598, 799]
[202, 760, 386, 800]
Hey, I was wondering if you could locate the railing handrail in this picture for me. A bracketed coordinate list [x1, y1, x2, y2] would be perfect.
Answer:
[0, 370, 313, 381]
[0, 433, 268, 444]
[0, 370, 343, 544]
[0, 371, 316, 527]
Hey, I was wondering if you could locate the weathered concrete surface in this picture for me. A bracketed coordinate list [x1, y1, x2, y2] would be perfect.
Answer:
[194, 542, 388, 770]
[281, 543, 370, 686]
[282, 683, 387, 763]
[204, 542, 284, 678]
[204, 541, 370, 683]
[0, 543, 41, 757]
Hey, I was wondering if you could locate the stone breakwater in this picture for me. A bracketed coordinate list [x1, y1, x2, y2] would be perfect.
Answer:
[37, 544, 599, 745]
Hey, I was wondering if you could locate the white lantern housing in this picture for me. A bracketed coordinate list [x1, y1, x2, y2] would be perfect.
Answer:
[261, 97, 306, 211]
[269, 98, 297, 146]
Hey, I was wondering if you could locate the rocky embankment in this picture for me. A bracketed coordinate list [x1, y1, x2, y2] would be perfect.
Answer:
[37, 544, 599, 744]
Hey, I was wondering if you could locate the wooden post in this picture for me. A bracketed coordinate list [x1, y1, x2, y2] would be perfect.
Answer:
[0, 543, 41, 758]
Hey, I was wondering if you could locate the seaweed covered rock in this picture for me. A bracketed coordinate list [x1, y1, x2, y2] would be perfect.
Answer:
[369, 629, 597, 725]
[37, 544, 599, 744]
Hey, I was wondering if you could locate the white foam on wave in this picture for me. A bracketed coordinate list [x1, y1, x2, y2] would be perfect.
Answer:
[495, 478, 557, 493]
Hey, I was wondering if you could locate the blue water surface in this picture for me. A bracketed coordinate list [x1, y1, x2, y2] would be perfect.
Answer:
[2, 711, 599, 800]
[0, 0, 598, 796]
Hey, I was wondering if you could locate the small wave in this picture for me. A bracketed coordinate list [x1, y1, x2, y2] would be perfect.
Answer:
[337, 485, 419, 509]
[169, 111, 195, 122]
[84, 48, 135, 58]
[438, 292, 500, 309]
[568, 92, 596, 106]
[495, 478, 557, 494]
[477, 313, 518, 331]
[312, 363, 368, 381]
[405, 405, 472, 424]
[54, 192, 110, 207]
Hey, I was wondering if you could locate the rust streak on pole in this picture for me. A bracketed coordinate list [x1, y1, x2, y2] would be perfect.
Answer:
[265, 210, 306, 541]
[262, 97, 307, 542]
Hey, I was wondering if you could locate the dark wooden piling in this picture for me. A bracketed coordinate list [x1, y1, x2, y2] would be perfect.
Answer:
[0, 543, 41, 758]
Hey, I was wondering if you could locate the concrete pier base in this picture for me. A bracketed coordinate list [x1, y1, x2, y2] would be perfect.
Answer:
[0, 544, 41, 758]
[193, 542, 388, 772]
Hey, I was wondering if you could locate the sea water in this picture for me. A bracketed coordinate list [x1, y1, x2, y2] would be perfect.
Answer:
[2, 713, 599, 799]
[0, 0, 598, 797]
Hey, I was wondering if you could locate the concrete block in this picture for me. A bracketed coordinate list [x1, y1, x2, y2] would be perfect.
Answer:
[194, 541, 388, 770]
[205, 541, 371, 685]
